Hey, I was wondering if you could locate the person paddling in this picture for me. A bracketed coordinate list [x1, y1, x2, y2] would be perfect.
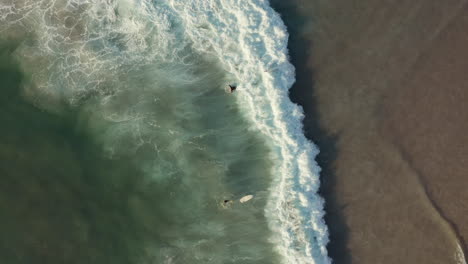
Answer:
[221, 195, 253, 208]
[228, 84, 237, 93]
[221, 199, 233, 208]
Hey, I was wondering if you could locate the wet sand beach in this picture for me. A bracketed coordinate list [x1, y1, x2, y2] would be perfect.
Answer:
[272, 0, 468, 263]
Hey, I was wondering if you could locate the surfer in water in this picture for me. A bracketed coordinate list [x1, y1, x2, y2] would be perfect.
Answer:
[228, 84, 237, 93]
[221, 195, 253, 208]
[221, 199, 233, 208]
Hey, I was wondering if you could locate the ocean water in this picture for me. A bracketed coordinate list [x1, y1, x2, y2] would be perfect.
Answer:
[0, 1, 330, 263]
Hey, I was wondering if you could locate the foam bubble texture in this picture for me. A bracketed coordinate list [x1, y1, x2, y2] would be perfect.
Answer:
[0, 0, 331, 263]
[165, 1, 331, 263]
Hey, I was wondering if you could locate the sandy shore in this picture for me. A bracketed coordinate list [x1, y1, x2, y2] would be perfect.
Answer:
[272, 0, 468, 263]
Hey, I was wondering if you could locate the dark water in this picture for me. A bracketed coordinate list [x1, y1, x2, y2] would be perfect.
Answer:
[0, 42, 152, 263]
[0, 39, 280, 263]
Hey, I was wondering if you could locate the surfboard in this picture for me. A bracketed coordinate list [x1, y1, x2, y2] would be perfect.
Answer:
[239, 195, 253, 203]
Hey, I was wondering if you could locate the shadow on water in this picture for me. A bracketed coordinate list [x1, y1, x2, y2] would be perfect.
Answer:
[268, 2, 351, 263]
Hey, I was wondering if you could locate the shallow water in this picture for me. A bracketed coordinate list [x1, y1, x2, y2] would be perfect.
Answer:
[0, 1, 330, 263]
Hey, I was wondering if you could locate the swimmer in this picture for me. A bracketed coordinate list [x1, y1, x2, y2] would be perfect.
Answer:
[228, 84, 237, 93]
[221, 199, 233, 208]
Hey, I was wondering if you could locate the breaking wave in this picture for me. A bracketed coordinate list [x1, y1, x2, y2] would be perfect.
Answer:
[0, 0, 330, 263]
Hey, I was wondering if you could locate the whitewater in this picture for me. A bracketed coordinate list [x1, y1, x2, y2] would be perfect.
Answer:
[0, 0, 330, 263]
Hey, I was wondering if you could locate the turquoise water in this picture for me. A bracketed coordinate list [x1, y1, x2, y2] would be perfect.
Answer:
[0, 40, 279, 263]
[0, 1, 331, 263]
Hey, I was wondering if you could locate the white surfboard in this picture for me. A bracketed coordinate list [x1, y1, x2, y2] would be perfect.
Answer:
[239, 195, 253, 203]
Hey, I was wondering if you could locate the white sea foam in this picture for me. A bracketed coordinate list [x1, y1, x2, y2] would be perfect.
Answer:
[1, 0, 331, 263]
[167, 1, 331, 263]
[456, 244, 467, 264]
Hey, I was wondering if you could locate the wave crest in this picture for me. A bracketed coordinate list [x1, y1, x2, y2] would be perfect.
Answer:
[0, 0, 331, 263]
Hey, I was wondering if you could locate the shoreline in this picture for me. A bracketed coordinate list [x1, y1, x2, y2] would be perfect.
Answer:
[269, 1, 350, 263]
[272, 0, 468, 263]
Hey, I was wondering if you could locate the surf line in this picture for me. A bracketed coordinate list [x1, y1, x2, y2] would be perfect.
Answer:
[397, 145, 468, 262]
